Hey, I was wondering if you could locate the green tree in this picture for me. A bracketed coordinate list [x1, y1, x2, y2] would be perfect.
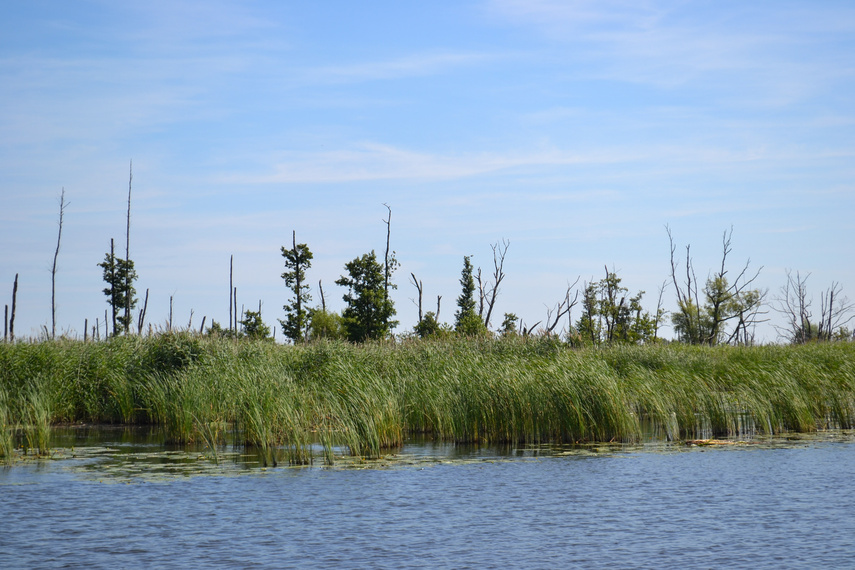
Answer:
[98, 238, 137, 336]
[336, 251, 397, 342]
[575, 269, 660, 345]
[455, 255, 488, 336]
[500, 312, 519, 337]
[279, 231, 313, 343]
[308, 309, 346, 341]
[414, 311, 452, 339]
[240, 309, 272, 340]
[668, 226, 765, 346]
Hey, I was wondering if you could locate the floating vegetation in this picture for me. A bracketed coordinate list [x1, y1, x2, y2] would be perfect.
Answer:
[1, 335, 854, 466]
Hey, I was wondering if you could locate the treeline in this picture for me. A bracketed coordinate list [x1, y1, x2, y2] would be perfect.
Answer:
[3, 180, 855, 345]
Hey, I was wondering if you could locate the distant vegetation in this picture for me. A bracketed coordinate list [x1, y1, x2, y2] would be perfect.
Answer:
[3, 178, 854, 345]
[2, 335, 854, 464]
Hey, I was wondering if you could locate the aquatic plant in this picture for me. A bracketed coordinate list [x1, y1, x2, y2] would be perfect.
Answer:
[1, 334, 854, 462]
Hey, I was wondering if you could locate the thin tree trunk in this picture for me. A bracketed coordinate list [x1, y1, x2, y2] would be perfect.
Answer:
[168, 296, 173, 331]
[319, 280, 326, 312]
[199, 315, 206, 334]
[10, 274, 18, 342]
[84, 318, 88, 342]
[4, 304, 7, 341]
[229, 255, 234, 334]
[137, 288, 149, 334]
[383, 204, 392, 297]
[292, 231, 302, 339]
[125, 161, 132, 334]
[109, 239, 117, 335]
[52, 188, 66, 339]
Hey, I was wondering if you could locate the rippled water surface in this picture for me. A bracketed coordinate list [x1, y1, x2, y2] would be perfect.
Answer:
[2, 430, 855, 569]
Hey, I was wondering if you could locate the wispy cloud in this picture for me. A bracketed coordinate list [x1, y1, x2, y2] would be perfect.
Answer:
[303, 52, 493, 84]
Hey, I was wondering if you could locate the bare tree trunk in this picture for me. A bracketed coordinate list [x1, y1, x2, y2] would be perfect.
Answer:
[84, 318, 88, 342]
[229, 255, 234, 334]
[200, 316, 206, 334]
[95, 318, 100, 341]
[51, 188, 67, 339]
[109, 238, 117, 336]
[319, 280, 326, 312]
[125, 161, 132, 334]
[105, 309, 109, 339]
[4, 304, 7, 341]
[137, 288, 149, 334]
[410, 273, 423, 322]
[233, 288, 238, 332]
[10, 274, 18, 342]
[292, 231, 303, 337]
[383, 204, 392, 297]
[483, 239, 509, 329]
[436, 295, 442, 320]
[476, 267, 485, 320]
[168, 295, 173, 331]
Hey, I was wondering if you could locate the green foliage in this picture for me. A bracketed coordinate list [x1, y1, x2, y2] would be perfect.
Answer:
[98, 251, 137, 335]
[279, 238, 313, 343]
[455, 255, 487, 336]
[576, 271, 660, 345]
[414, 311, 453, 339]
[336, 251, 398, 342]
[308, 309, 346, 341]
[2, 337, 855, 464]
[500, 313, 519, 337]
[240, 310, 272, 341]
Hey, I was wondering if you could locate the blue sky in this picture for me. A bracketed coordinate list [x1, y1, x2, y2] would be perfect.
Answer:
[2, 0, 854, 341]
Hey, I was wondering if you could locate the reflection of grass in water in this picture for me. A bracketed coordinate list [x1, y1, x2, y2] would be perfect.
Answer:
[1, 335, 854, 466]
[25, 429, 855, 483]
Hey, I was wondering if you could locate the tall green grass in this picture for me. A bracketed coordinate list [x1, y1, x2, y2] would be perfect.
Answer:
[1, 334, 853, 463]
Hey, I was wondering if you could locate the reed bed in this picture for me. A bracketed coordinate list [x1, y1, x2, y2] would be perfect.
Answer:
[1, 334, 853, 463]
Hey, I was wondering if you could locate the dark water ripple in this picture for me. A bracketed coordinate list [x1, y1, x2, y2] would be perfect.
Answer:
[2, 440, 854, 569]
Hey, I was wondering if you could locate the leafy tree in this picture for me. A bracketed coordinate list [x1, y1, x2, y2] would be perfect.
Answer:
[455, 255, 488, 336]
[574, 269, 660, 345]
[98, 239, 137, 336]
[279, 232, 313, 343]
[205, 319, 234, 338]
[667, 226, 766, 345]
[415, 311, 453, 339]
[308, 309, 346, 341]
[336, 251, 397, 342]
[500, 313, 519, 337]
[240, 310, 272, 340]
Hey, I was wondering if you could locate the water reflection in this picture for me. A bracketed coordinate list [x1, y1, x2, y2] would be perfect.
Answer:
[3, 425, 855, 484]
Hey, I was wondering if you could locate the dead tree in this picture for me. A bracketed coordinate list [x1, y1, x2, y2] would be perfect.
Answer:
[667, 226, 764, 345]
[229, 255, 234, 334]
[137, 288, 149, 335]
[10, 274, 18, 342]
[544, 278, 580, 335]
[409, 272, 424, 322]
[319, 280, 326, 312]
[124, 161, 133, 333]
[775, 271, 855, 343]
[482, 239, 509, 329]
[51, 188, 67, 339]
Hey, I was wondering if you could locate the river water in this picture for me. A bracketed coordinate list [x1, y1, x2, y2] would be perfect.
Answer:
[2, 429, 854, 569]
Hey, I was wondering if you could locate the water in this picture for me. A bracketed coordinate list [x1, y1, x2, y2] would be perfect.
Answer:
[2, 430, 855, 569]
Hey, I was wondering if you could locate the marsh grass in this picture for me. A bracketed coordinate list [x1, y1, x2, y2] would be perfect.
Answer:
[1, 334, 854, 464]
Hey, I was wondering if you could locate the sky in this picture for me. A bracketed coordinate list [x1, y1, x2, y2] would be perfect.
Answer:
[2, 0, 854, 342]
